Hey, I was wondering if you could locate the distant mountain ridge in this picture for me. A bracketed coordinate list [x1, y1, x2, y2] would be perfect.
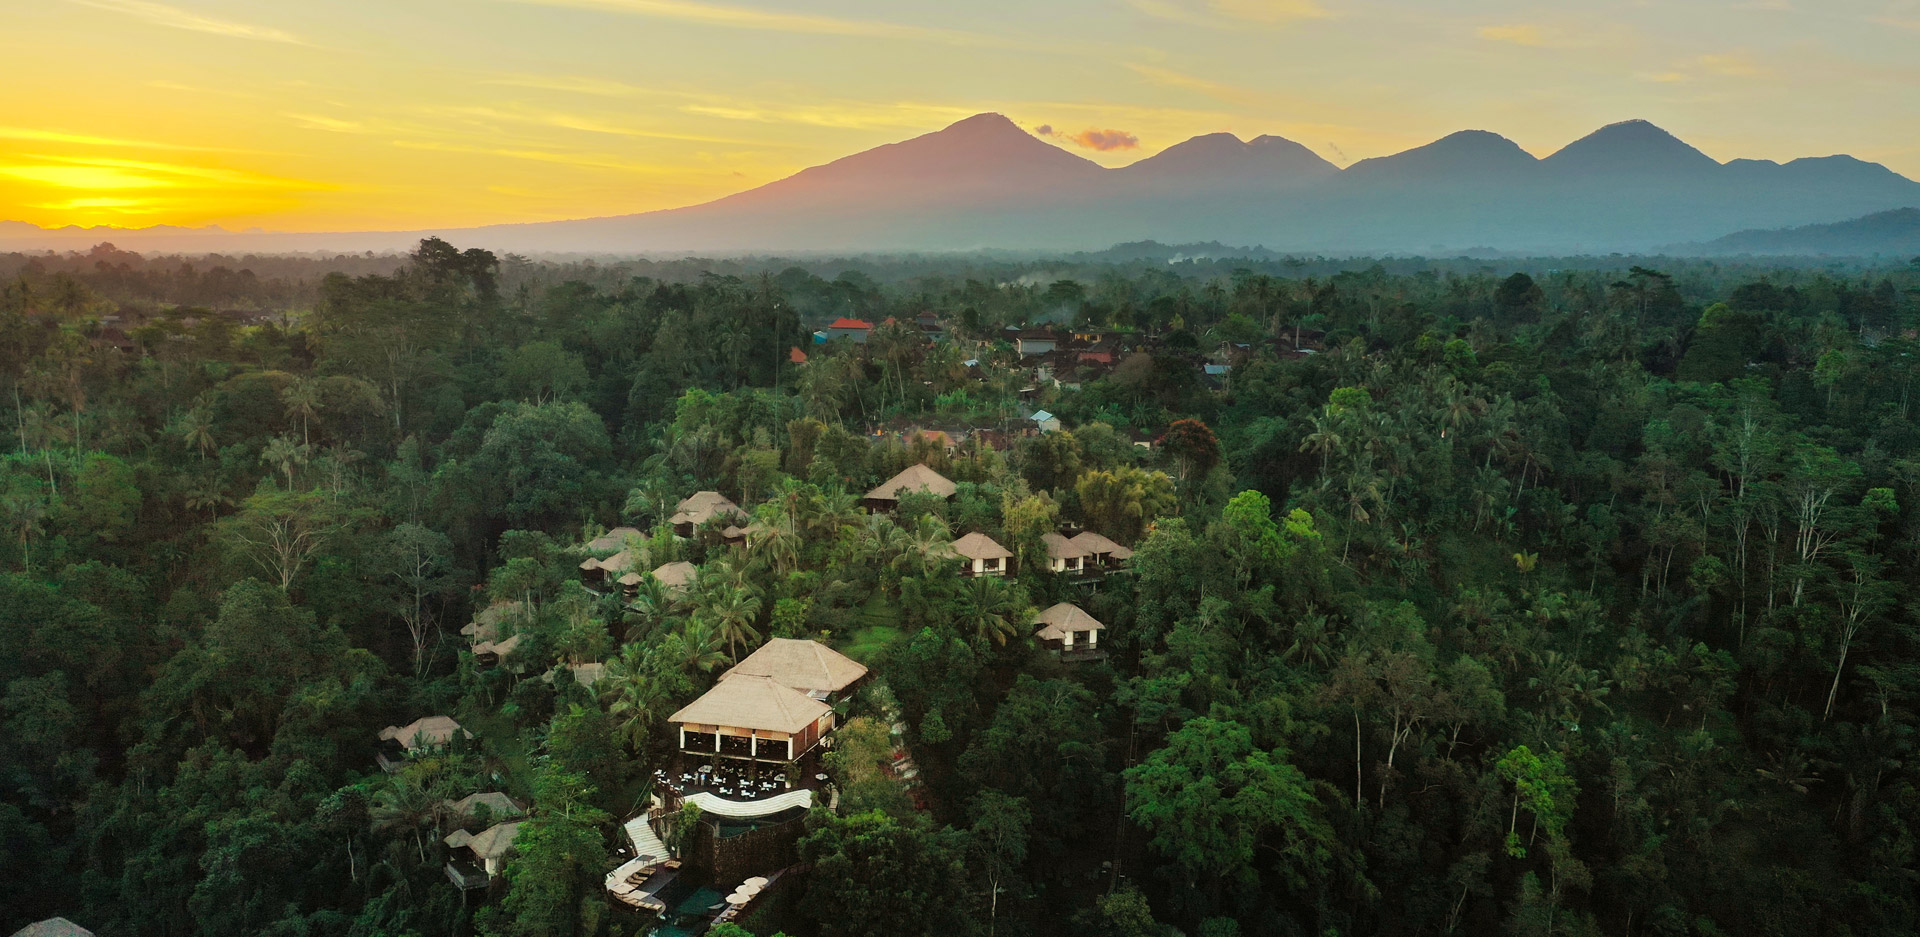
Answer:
[5, 114, 1918, 256]
[1678, 208, 1920, 256]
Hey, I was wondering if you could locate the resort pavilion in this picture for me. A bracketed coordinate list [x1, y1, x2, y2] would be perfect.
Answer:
[665, 638, 868, 784]
[951, 531, 1014, 577]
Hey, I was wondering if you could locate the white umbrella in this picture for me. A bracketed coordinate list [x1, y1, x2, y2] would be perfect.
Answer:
[726, 891, 750, 905]
[743, 876, 770, 888]
[738, 882, 764, 897]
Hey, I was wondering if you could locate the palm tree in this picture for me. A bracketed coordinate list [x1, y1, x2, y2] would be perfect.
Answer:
[892, 515, 954, 580]
[259, 434, 311, 490]
[0, 475, 47, 572]
[370, 771, 439, 864]
[174, 405, 216, 461]
[604, 643, 660, 752]
[671, 618, 730, 674]
[704, 585, 764, 659]
[957, 576, 1025, 646]
[183, 486, 233, 523]
[281, 377, 321, 446]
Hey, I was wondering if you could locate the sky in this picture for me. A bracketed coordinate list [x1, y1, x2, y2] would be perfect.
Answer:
[3, 0, 1918, 232]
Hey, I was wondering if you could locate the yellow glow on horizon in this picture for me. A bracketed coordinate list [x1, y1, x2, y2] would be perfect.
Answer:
[1, 0, 1915, 233]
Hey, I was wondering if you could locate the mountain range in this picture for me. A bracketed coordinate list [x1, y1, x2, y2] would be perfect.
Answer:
[6, 114, 1918, 256]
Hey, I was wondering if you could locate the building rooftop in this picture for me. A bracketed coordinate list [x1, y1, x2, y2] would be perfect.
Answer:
[864, 463, 958, 501]
[1067, 531, 1133, 559]
[951, 532, 1014, 561]
[378, 715, 468, 750]
[9, 920, 95, 937]
[586, 526, 644, 552]
[670, 491, 746, 527]
[722, 637, 869, 695]
[445, 821, 523, 861]
[444, 792, 526, 820]
[1034, 602, 1105, 641]
[1041, 532, 1089, 559]
[668, 674, 832, 734]
[652, 561, 698, 590]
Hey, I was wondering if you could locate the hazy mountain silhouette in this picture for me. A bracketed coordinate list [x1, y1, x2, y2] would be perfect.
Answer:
[1678, 208, 1920, 256]
[1120, 132, 1337, 186]
[5, 113, 1918, 255]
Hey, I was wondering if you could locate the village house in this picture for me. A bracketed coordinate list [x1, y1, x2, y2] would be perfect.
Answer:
[1033, 602, 1105, 659]
[375, 716, 470, 773]
[951, 532, 1013, 577]
[670, 491, 746, 538]
[444, 821, 523, 890]
[823, 317, 873, 343]
[1015, 328, 1060, 357]
[862, 463, 957, 511]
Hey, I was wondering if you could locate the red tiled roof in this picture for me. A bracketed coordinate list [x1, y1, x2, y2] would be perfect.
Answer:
[828, 318, 872, 330]
[789, 347, 808, 363]
[1079, 352, 1113, 364]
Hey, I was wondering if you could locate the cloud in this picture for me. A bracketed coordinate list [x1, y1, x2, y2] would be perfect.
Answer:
[0, 125, 225, 151]
[1033, 124, 1057, 137]
[481, 74, 654, 98]
[1699, 52, 1765, 77]
[63, 0, 304, 44]
[1208, 0, 1328, 24]
[498, 0, 1015, 47]
[1129, 0, 1327, 28]
[285, 113, 368, 134]
[0, 154, 321, 192]
[1477, 24, 1547, 47]
[1072, 128, 1140, 151]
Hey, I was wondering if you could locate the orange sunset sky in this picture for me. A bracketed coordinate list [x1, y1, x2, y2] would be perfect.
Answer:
[4, 0, 1919, 232]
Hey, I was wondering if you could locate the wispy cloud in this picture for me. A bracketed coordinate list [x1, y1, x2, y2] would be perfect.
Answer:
[1699, 52, 1765, 77]
[62, 0, 304, 44]
[286, 113, 368, 134]
[1129, 0, 1327, 29]
[0, 154, 323, 193]
[497, 0, 1014, 46]
[1477, 24, 1547, 47]
[481, 74, 655, 98]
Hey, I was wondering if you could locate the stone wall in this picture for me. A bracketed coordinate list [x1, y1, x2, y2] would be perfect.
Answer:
[685, 815, 806, 883]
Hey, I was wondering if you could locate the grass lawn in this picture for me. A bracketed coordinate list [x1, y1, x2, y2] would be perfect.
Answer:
[835, 595, 905, 664]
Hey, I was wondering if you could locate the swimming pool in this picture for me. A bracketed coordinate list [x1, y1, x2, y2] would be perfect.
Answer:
[646, 875, 727, 937]
[713, 805, 808, 839]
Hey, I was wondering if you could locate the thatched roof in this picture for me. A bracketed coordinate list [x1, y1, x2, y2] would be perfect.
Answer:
[1041, 532, 1089, 559]
[722, 638, 868, 695]
[864, 463, 957, 501]
[586, 526, 644, 552]
[445, 821, 523, 860]
[651, 561, 698, 590]
[471, 632, 523, 659]
[668, 674, 830, 734]
[9, 920, 94, 937]
[1034, 602, 1104, 641]
[378, 716, 468, 749]
[670, 491, 745, 527]
[1067, 531, 1132, 559]
[444, 792, 525, 820]
[582, 548, 637, 575]
[461, 601, 522, 641]
[950, 532, 1013, 561]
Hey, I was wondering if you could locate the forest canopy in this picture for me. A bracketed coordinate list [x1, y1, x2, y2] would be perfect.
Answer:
[2, 241, 1919, 937]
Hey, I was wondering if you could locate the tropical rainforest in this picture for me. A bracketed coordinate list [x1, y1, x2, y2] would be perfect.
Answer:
[3, 240, 1920, 937]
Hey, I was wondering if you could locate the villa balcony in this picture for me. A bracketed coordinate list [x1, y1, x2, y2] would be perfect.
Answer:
[445, 860, 491, 891]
